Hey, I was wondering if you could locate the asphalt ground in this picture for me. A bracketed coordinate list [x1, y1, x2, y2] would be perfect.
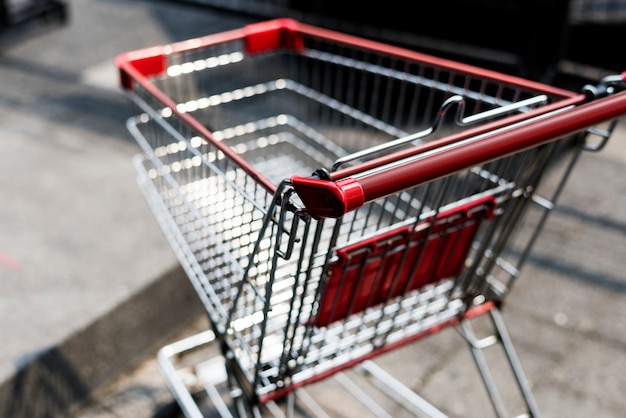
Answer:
[0, 1, 258, 417]
[0, 1, 625, 418]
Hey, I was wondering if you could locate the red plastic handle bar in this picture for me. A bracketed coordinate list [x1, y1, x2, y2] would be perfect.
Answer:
[292, 90, 626, 219]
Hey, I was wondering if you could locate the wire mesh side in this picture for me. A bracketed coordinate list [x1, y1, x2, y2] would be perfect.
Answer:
[130, 112, 275, 335]
[129, 29, 572, 176]
[121, 21, 594, 405]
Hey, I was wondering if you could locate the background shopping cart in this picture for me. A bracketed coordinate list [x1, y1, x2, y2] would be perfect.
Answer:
[117, 18, 626, 418]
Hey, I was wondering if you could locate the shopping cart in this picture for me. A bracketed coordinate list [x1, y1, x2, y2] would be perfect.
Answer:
[116, 18, 626, 417]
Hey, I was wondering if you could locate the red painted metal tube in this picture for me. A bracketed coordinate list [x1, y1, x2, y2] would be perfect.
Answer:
[292, 90, 626, 218]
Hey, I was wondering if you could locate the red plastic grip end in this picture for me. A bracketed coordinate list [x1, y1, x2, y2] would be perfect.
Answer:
[291, 176, 364, 219]
[243, 18, 304, 54]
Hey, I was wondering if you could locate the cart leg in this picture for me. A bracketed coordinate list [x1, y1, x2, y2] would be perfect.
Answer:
[459, 308, 541, 418]
[490, 308, 541, 418]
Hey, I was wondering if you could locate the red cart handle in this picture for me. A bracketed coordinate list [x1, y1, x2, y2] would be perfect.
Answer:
[289, 175, 364, 219]
[292, 89, 626, 219]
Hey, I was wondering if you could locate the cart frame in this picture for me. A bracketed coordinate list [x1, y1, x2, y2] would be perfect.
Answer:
[118, 18, 626, 417]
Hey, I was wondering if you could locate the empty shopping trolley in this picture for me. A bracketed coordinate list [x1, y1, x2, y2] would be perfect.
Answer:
[117, 19, 626, 417]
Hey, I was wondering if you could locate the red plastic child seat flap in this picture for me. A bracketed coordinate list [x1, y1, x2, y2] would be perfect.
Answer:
[314, 195, 496, 327]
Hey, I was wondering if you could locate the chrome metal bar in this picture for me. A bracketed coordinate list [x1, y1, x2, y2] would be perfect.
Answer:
[458, 319, 509, 418]
[334, 372, 394, 418]
[490, 309, 541, 418]
[157, 331, 217, 418]
[358, 360, 448, 418]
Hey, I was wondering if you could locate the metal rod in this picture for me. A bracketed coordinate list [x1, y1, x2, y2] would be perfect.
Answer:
[459, 319, 509, 418]
[490, 309, 541, 418]
[359, 360, 448, 418]
[334, 372, 394, 418]
[357, 91, 626, 205]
